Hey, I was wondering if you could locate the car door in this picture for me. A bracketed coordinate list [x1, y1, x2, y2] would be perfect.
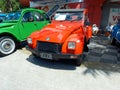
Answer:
[19, 11, 38, 40]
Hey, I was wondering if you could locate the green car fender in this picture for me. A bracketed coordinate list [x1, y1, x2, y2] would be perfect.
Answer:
[0, 24, 21, 41]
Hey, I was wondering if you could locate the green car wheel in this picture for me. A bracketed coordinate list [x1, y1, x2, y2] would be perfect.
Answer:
[0, 36, 16, 56]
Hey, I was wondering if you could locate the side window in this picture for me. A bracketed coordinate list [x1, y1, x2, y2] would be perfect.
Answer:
[34, 12, 44, 21]
[22, 12, 34, 22]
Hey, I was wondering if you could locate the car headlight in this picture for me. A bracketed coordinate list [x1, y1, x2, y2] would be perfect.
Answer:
[68, 42, 76, 49]
[27, 38, 32, 44]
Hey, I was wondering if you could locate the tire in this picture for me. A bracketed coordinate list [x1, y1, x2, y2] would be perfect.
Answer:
[84, 40, 89, 52]
[76, 59, 81, 66]
[87, 39, 90, 44]
[75, 55, 84, 66]
[111, 37, 116, 45]
[0, 36, 16, 56]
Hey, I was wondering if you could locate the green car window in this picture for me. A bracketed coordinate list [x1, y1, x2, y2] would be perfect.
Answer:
[34, 12, 44, 21]
[22, 12, 34, 22]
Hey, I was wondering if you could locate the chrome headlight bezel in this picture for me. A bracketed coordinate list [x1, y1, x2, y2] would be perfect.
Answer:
[68, 41, 76, 49]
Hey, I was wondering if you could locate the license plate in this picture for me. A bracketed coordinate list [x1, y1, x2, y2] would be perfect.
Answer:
[40, 53, 52, 59]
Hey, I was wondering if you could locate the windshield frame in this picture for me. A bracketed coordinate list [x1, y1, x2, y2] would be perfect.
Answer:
[54, 11, 83, 21]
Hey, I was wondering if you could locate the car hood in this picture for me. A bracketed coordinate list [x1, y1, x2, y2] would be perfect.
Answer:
[31, 21, 82, 43]
[0, 23, 16, 28]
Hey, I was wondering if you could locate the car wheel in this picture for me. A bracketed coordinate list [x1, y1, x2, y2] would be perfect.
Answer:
[111, 37, 116, 45]
[87, 39, 90, 44]
[75, 55, 84, 66]
[76, 59, 81, 66]
[84, 41, 89, 52]
[0, 36, 16, 56]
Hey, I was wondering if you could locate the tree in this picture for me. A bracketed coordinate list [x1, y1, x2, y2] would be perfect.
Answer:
[0, 0, 20, 13]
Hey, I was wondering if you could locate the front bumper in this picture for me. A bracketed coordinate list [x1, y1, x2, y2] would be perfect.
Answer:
[26, 45, 82, 60]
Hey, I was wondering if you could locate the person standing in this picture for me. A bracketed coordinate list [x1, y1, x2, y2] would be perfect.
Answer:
[92, 24, 99, 35]
[105, 22, 114, 37]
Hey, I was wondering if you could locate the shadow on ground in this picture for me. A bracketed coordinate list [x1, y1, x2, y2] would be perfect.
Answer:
[82, 35, 120, 77]
[26, 54, 77, 70]
[82, 61, 120, 78]
[26, 53, 120, 78]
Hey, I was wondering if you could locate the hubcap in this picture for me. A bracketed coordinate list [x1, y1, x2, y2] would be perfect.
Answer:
[0, 38, 15, 55]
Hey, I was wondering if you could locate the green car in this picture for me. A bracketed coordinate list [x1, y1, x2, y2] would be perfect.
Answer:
[0, 8, 50, 56]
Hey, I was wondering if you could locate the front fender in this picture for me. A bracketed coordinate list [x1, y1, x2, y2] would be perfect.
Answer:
[112, 25, 119, 37]
[62, 33, 84, 54]
[116, 30, 120, 41]
[0, 28, 19, 41]
[85, 26, 92, 41]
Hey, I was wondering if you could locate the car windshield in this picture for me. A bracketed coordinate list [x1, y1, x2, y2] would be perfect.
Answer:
[54, 11, 83, 21]
[4, 11, 21, 21]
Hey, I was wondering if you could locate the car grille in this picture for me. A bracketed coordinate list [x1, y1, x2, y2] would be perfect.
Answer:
[37, 41, 62, 53]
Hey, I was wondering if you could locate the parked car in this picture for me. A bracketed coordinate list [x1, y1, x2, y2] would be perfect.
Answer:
[5, 12, 20, 20]
[111, 20, 120, 45]
[26, 9, 92, 66]
[0, 8, 50, 56]
[0, 13, 6, 22]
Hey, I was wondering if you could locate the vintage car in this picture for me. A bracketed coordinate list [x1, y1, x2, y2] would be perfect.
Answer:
[111, 20, 120, 45]
[0, 8, 50, 56]
[0, 13, 6, 22]
[26, 9, 92, 66]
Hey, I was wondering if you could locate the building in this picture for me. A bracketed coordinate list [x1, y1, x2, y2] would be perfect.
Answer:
[19, 0, 120, 30]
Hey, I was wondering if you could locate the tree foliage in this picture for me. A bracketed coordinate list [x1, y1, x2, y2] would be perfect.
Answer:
[0, 0, 20, 13]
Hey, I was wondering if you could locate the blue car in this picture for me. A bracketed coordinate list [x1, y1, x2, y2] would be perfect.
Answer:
[111, 20, 120, 45]
[0, 12, 21, 22]
[0, 13, 6, 22]
[5, 12, 21, 20]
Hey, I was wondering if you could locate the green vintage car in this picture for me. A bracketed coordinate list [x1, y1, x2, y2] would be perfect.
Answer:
[0, 8, 50, 56]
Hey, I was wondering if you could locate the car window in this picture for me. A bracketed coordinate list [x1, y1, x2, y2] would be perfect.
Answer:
[34, 12, 44, 21]
[22, 12, 34, 22]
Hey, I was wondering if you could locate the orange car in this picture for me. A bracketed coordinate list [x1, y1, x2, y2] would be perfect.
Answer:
[26, 9, 92, 66]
